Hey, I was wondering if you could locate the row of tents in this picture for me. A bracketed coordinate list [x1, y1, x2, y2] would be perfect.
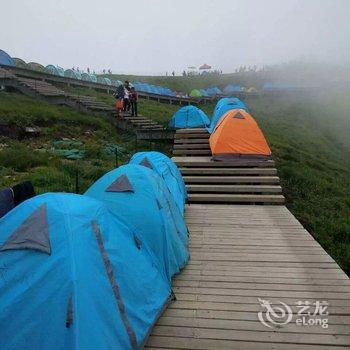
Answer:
[0, 152, 189, 349]
[169, 97, 272, 160]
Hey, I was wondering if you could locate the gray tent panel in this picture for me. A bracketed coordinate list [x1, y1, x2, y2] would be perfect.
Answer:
[0, 204, 51, 254]
[233, 111, 245, 119]
[106, 174, 134, 193]
[139, 157, 153, 169]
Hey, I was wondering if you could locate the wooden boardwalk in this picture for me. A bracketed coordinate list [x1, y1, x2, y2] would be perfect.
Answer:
[146, 128, 350, 349]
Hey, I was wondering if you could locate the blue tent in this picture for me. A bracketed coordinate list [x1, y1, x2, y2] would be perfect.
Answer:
[85, 164, 189, 282]
[0, 192, 172, 350]
[200, 89, 210, 97]
[45, 65, 65, 77]
[207, 97, 248, 133]
[169, 105, 210, 129]
[64, 69, 82, 80]
[206, 86, 222, 96]
[129, 151, 187, 215]
[0, 49, 15, 66]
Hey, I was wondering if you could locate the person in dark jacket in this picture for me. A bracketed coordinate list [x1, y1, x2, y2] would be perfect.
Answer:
[0, 181, 35, 219]
[129, 87, 138, 117]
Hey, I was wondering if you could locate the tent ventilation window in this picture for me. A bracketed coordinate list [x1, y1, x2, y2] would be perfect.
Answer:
[139, 157, 153, 169]
[233, 112, 245, 119]
[106, 175, 134, 193]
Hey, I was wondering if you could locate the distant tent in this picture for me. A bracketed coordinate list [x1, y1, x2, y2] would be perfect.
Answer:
[85, 164, 189, 282]
[12, 57, 27, 68]
[0, 193, 172, 350]
[199, 63, 212, 70]
[210, 109, 271, 160]
[27, 62, 45, 72]
[199, 89, 210, 97]
[206, 86, 222, 96]
[247, 87, 258, 93]
[45, 65, 65, 77]
[223, 84, 242, 95]
[81, 73, 97, 83]
[97, 77, 112, 85]
[189, 89, 202, 98]
[169, 105, 210, 129]
[0, 49, 15, 67]
[112, 80, 123, 87]
[207, 97, 248, 133]
[129, 151, 187, 215]
[64, 69, 82, 80]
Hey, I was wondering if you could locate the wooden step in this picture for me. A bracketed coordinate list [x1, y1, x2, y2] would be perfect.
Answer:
[183, 176, 280, 184]
[175, 128, 208, 134]
[173, 157, 275, 168]
[174, 133, 210, 139]
[174, 138, 209, 144]
[130, 120, 158, 125]
[180, 168, 278, 175]
[186, 184, 282, 193]
[173, 149, 211, 155]
[174, 144, 210, 150]
[188, 193, 285, 204]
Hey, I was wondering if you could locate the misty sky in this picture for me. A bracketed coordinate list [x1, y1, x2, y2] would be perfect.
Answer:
[2, 0, 350, 75]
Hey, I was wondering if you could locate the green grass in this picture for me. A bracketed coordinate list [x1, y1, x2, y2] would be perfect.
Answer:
[0, 92, 171, 194]
[246, 90, 350, 274]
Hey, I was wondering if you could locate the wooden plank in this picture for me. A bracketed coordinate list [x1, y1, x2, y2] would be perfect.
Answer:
[147, 336, 347, 350]
[173, 149, 211, 155]
[180, 167, 277, 175]
[186, 185, 282, 193]
[174, 144, 211, 149]
[175, 128, 208, 134]
[188, 194, 285, 204]
[151, 326, 350, 346]
[172, 156, 275, 167]
[174, 138, 209, 144]
[174, 133, 210, 139]
[157, 316, 350, 335]
[184, 176, 280, 184]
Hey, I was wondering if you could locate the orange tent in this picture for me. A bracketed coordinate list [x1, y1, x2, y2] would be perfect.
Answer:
[209, 109, 271, 160]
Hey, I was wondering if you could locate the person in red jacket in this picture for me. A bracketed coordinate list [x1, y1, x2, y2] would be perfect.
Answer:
[129, 87, 138, 117]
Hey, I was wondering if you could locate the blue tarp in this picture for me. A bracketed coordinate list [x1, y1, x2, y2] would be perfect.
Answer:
[207, 97, 248, 133]
[129, 151, 187, 215]
[0, 49, 15, 67]
[85, 164, 189, 282]
[169, 105, 210, 129]
[0, 192, 171, 350]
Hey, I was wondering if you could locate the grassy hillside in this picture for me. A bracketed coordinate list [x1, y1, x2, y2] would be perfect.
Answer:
[246, 90, 350, 274]
[0, 92, 171, 194]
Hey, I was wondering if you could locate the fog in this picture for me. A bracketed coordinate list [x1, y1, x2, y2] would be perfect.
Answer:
[2, 0, 350, 74]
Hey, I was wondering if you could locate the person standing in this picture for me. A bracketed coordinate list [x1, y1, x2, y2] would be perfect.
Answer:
[129, 87, 138, 117]
[123, 81, 130, 112]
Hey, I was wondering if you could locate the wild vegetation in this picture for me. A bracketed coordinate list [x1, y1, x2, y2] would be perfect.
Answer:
[0, 92, 171, 194]
[0, 76, 349, 275]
